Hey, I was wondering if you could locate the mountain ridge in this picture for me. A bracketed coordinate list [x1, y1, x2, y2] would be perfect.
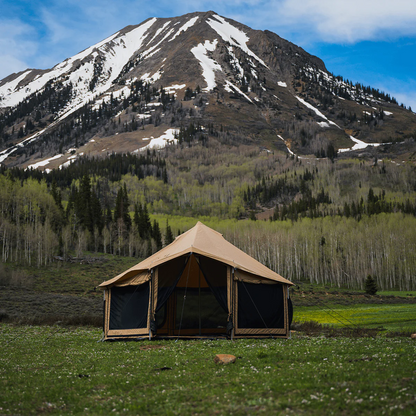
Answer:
[0, 10, 415, 170]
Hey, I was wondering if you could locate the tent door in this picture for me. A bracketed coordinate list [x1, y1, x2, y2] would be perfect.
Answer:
[155, 254, 228, 336]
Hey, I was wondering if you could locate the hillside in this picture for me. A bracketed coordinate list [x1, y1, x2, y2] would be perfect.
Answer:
[0, 11, 415, 171]
[0, 11, 416, 294]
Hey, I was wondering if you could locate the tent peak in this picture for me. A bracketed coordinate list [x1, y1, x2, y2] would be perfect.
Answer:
[99, 220, 293, 288]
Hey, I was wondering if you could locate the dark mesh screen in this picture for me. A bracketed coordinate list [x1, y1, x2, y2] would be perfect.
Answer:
[175, 288, 227, 330]
[109, 283, 149, 330]
[198, 256, 228, 313]
[156, 256, 189, 312]
[238, 282, 284, 329]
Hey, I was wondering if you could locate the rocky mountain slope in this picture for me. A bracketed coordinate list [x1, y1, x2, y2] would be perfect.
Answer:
[1, 11, 415, 170]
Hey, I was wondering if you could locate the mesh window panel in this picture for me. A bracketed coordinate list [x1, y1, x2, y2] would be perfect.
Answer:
[156, 256, 189, 312]
[109, 283, 149, 330]
[238, 282, 284, 329]
[156, 302, 167, 329]
[175, 288, 228, 330]
[198, 256, 228, 313]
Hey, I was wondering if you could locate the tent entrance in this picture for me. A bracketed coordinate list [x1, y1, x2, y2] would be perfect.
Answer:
[155, 255, 228, 337]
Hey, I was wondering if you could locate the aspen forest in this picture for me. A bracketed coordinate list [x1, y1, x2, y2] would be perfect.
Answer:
[1, 138, 416, 291]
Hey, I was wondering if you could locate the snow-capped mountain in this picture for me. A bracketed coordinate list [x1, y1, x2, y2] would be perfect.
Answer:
[1, 11, 415, 170]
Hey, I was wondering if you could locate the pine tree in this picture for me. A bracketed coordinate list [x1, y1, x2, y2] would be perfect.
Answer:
[78, 175, 92, 231]
[152, 219, 163, 251]
[365, 274, 378, 295]
[113, 185, 131, 231]
[164, 219, 174, 246]
[146, 238, 152, 257]
[141, 203, 152, 238]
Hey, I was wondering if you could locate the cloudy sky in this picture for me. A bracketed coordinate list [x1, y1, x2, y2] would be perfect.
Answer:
[1, 0, 415, 109]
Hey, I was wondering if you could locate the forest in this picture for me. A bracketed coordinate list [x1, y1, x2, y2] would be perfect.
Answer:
[0, 134, 415, 291]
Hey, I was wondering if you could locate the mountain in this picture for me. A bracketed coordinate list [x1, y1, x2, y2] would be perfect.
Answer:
[1, 10, 415, 170]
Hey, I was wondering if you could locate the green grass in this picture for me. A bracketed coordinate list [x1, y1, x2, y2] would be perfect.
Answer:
[3, 252, 139, 295]
[378, 291, 416, 297]
[294, 303, 416, 332]
[1, 325, 415, 416]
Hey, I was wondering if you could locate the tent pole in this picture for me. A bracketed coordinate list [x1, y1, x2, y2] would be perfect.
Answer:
[231, 267, 235, 342]
[149, 269, 153, 341]
[288, 287, 291, 339]
[198, 266, 201, 336]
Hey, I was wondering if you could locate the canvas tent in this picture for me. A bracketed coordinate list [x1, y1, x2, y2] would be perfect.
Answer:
[99, 222, 293, 340]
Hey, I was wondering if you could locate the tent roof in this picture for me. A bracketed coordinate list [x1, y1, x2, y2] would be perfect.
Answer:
[99, 221, 293, 287]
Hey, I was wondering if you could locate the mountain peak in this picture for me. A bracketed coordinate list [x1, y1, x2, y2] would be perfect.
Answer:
[0, 11, 415, 170]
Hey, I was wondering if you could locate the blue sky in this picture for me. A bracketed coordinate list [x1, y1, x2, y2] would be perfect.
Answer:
[1, 0, 415, 110]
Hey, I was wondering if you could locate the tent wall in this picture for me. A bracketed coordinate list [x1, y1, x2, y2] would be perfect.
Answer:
[103, 280, 151, 339]
[231, 269, 289, 337]
[102, 254, 291, 340]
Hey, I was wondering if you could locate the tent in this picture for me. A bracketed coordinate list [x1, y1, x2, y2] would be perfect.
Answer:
[99, 222, 294, 340]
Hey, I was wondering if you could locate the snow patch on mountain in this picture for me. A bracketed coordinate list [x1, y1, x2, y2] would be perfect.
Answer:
[191, 40, 222, 91]
[317, 121, 331, 128]
[147, 21, 171, 45]
[143, 27, 175, 58]
[338, 136, 384, 153]
[206, 15, 267, 68]
[141, 69, 163, 83]
[0, 70, 32, 94]
[165, 84, 186, 92]
[0, 18, 157, 109]
[224, 80, 253, 103]
[296, 96, 340, 128]
[137, 128, 179, 151]
[26, 154, 63, 170]
[170, 17, 199, 42]
[226, 47, 244, 79]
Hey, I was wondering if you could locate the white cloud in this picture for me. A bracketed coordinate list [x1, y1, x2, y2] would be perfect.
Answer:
[1, 0, 415, 109]
[0, 20, 36, 79]
[244, 0, 416, 44]
[40, 8, 73, 45]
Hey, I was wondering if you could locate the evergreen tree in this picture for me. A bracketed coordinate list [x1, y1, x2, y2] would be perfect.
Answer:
[104, 205, 113, 228]
[78, 174, 93, 232]
[114, 185, 131, 231]
[133, 203, 140, 231]
[140, 203, 152, 239]
[365, 274, 378, 295]
[146, 238, 152, 257]
[152, 219, 163, 251]
[164, 219, 174, 246]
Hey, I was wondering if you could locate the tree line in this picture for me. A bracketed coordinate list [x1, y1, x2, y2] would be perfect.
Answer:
[0, 173, 175, 266]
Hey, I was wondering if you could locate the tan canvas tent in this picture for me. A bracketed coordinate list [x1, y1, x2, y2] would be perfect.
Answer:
[99, 221, 294, 340]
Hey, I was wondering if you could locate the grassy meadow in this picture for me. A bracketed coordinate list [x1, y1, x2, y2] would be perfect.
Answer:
[1, 241, 415, 415]
[294, 303, 416, 332]
[1, 325, 415, 416]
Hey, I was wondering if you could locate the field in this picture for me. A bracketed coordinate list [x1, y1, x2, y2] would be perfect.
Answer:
[290, 285, 416, 334]
[294, 304, 416, 332]
[1, 255, 416, 415]
[1, 325, 415, 416]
